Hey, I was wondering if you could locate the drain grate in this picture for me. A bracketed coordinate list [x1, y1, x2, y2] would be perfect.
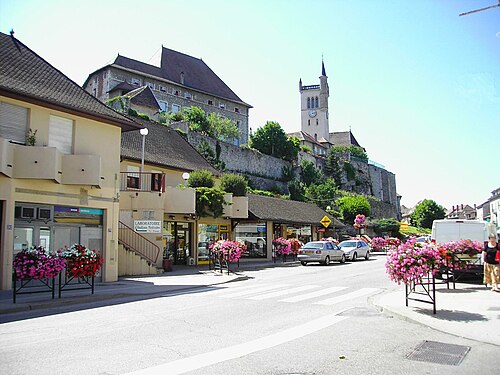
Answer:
[406, 340, 470, 366]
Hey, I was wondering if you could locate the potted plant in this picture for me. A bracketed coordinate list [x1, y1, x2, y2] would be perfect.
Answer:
[13, 246, 65, 280]
[272, 237, 291, 262]
[59, 244, 103, 279]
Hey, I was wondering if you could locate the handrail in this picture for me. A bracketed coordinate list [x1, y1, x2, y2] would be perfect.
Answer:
[118, 221, 161, 264]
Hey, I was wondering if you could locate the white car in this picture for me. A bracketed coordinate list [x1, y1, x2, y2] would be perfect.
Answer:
[338, 240, 370, 261]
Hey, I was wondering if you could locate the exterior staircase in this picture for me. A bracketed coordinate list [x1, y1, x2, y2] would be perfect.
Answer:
[118, 221, 163, 276]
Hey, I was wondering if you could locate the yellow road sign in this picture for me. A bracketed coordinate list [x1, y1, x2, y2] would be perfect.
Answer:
[320, 215, 332, 228]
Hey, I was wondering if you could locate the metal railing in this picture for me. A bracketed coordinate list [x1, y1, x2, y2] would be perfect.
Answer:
[118, 221, 161, 264]
[119, 172, 165, 193]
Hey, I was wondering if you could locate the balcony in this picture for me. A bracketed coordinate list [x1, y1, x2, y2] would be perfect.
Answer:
[13, 145, 62, 182]
[222, 194, 249, 219]
[0, 137, 14, 177]
[164, 186, 195, 214]
[119, 171, 165, 193]
[62, 154, 102, 186]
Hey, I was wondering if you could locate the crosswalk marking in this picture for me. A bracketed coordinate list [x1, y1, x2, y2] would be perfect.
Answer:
[313, 288, 379, 306]
[279, 286, 348, 303]
[246, 285, 319, 300]
[220, 284, 290, 299]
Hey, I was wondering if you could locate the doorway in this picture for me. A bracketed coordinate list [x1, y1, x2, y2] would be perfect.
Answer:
[163, 221, 192, 265]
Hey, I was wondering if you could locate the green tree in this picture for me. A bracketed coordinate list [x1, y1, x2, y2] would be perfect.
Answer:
[330, 145, 368, 162]
[220, 173, 248, 196]
[183, 106, 210, 135]
[249, 121, 300, 162]
[299, 159, 322, 187]
[281, 165, 295, 182]
[335, 194, 371, 224]
[207, 112, 240, 141]
[410, 199, 446, 229]
[325, 149, 343, 186]
[287, 179, 305, 201]
[304, 179, 339, 210]
[187, 169, 214, 188]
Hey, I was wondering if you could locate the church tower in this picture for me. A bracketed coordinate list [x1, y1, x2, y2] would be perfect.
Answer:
[299, 60, 330, 142]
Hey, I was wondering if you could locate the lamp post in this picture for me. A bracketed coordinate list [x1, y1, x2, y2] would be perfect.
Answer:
[182, 172, 190, 186]
[140, 127, 149, 173]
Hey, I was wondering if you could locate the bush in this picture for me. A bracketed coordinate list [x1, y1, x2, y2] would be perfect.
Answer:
[187, 170, 215, 188]
[220, 173, 247, 196]
[195, 187, 226, 218]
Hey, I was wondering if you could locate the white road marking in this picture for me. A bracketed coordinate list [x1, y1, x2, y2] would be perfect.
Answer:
[314, 288, 379, 306]
[280, 286, 348, 303]
[124, 313, 347, 375]
[220, 284, 290, 298]
[246, 284, 319, 300]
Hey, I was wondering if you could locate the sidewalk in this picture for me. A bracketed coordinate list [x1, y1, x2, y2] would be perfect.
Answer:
[0, 260, 292, 316]
[371, 281, 500, 346]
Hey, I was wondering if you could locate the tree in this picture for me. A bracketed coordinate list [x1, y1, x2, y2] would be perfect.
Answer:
[335, 194, 371, 224]
[220, 173, 248, 196]
[373, 218, 401, 237]
[325, 149, 343, 186]
[330, 145, 368, 162]
[410, 199, 446, 229]
[207, 112, 240, 141]
[183, 106, 210, 135]
[304, 179, 339, 210]
[187, 169, 215, 188]
[250, 121, 300, 162]
[299, 159, 322, 187]
[287, 179, 305, 201]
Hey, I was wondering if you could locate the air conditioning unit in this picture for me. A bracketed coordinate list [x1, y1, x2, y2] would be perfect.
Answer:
[37, 207, 53, 221]
[15, 206, 36, 219]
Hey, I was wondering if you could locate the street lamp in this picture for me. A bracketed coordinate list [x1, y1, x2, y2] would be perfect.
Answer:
[140, 127, 148, 173]
[182, 172, 190, 186]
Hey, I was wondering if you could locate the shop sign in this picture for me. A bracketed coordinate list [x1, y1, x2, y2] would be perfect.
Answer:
[134, 220, 162, 233]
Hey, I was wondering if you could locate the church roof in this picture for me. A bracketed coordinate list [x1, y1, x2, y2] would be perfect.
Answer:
[0, 32, 139, 131]
[329, 131, 363, 149]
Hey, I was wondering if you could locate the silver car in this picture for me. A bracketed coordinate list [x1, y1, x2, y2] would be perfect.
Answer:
[298, 241, 346, 266]
[338, 240, 370, 261]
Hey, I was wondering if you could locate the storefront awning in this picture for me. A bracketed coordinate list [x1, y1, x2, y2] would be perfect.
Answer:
[247, 194, 345, 228]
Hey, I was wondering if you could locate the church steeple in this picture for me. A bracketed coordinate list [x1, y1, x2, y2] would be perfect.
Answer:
[321, 59, 326, 77]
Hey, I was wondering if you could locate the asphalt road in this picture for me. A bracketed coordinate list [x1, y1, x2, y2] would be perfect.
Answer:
[0, 255, 498, 374]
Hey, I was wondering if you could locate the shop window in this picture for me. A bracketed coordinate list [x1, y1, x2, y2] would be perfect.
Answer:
[235, 222, 267, 258]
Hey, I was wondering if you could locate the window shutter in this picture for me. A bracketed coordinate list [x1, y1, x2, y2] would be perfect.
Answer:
[49, 115, 73, 154]
[0, 102, 29, 143]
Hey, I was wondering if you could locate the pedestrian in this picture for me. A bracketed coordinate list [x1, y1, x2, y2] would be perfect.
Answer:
[483, 234, 500, 292]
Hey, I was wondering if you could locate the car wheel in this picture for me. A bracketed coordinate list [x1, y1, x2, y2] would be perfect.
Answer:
[352, 252, 357, 262]
[301, 261, 307, 266]
[340, 254, 346, 264]
[324, 256, 330, 266]
[365, 251, 370, 260]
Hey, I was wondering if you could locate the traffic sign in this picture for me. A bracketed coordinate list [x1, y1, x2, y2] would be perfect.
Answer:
[320, 215, 332, 228]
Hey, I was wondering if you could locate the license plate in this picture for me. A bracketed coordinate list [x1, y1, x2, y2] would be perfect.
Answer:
[304, 250, 314, 254]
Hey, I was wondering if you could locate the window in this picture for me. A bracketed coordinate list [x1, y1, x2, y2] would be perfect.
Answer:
[314, 133, 317, 140]
[159, 85, 166, 92]
[146, 82, 154, 90]
[207, 100, 213, 106]
[184, 92, 192, 100]
[159, 101, 168, 113]
[307, 97, 310, 109]
[316, 119, 319, 125]
[49, 115, 73, 154]
[315, 97, 319, 108]
[131, 78, 140, 85]
[0, 101, 29, 144]
[173, 90, 179, 96]
[234, 107, 240, 113]
[308, 119, 310, 126]
[235, 222, 267, 258]
[172, 104, 181, 113]
[219, 103, 225, 109]
[127, 165, 140, 189]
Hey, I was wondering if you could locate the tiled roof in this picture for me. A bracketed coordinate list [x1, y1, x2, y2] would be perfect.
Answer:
[108, 81, 134, 94]
[329, 131, 362, 148]
[121, 118, 218, 174]
[289, 131, 326, 147]
[127, 86, 160, 109]
[0, 32, 139, 131]
[108, 48, 251, 107]
[248, 194, 344, 227]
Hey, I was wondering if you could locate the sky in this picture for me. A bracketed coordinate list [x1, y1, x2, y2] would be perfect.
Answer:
[1, 0, 499, 210]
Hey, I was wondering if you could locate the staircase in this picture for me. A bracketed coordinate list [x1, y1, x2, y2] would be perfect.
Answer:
[118, 221, 163, 276]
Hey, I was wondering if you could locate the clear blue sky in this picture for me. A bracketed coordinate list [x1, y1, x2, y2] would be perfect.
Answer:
[1, 0, 499, 210]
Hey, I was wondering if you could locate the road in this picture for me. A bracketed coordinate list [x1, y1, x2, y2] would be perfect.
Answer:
[0, 255, 498, 374]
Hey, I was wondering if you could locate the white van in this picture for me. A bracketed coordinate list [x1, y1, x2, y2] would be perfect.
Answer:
[431, 219, 495, 244]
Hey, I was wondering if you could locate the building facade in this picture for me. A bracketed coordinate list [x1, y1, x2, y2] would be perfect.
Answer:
[84, 47, 252, 145]
[0, 32, 140, 290]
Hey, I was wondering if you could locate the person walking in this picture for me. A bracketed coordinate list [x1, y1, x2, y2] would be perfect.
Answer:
[483, 234, 500, 292]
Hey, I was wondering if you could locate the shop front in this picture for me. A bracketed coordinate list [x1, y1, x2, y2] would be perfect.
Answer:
[196, 219, 231, 265]
[163, 220, 193, 265]
[234, 222, 267, 259]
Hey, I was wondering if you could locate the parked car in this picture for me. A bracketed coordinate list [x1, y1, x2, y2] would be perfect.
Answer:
[297, 241, 345, 266]
[415, 235, 431, 243]
[338, 240, 370, 261]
